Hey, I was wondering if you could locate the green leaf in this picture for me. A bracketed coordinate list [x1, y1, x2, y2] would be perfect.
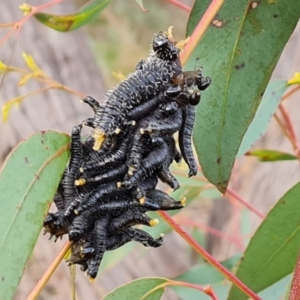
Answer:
[102, 277, 167, 300]
[237, 80, 288, 156]
[245, 149, 298, 162]
[227, 182, 300, 300]
[171, 255, 240, 299]
[34, 0, 110, 32]
[186, 0, 300, 193]
[0, 131, 70, 300]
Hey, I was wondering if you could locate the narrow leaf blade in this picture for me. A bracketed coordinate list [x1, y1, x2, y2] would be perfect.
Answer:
[245, 149, 298, 162]
[237, 80, 288, 156]
[34, 0, 110, 32]
[102, 277, 167, 300]
[227, 182, 300, 300]
[0, 131, 70, 300]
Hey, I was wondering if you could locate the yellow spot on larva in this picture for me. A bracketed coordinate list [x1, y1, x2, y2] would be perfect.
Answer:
[75, 178, 86, 186]
[139, 197, 145, 205]
[180, 197, 187, 206]
[92, 128, 105, 151]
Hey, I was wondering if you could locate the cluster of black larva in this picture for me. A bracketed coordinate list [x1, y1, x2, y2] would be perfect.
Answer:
[44, 29, 211, 280]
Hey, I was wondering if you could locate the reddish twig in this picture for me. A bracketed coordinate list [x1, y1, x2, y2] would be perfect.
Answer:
[26, 241, 72, 300]
[226, 188, 265, 219]
[274, 113, 295, 146]
[158, 211, 262, 300]
[279, 104, 300, 157]
[166, 0, 191, 12]
[0, 0, 64, 46]
[289, 251, 300, 300]
[174, 216, 244, 250]
[281, 85, 300, 101]
[180, 0, 224, 65]
[167, 280, 219, 300]
[143, 279, 219, 300]
[226, 194, 244, 249]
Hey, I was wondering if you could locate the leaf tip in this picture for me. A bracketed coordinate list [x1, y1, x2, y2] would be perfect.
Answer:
[216, 181, 228, 194]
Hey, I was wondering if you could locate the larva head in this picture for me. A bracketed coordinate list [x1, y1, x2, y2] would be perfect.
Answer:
[152, 31, 179, 61]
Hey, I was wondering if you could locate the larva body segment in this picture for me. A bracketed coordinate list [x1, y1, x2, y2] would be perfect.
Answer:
[82, 133, 131, 173]
[121, 137, 168, 189]
[179, 105, 198, 177]
[109, 210, 155, 233]
[87, 217, 110, 279]
[127, 228, 164, 248]
[91, 32, 182, 150]
[81, 164, 127, 185]
[61, 124, 83, 206]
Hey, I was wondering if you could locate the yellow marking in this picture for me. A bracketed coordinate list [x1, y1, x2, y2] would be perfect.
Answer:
[128, 166, 136, 176]
[140, 128, 145, 134]
[115, 127, 121, 134]
[131, 120, 136, 126]
[74, 209, 79, 215]
[176, 36, 190, 50]
[166, 26, 174, 40]
[92, 128, 105, 151]
[79, 167, 84, 173]
[160, 233, 165, 238]
[75, 178, 86, 186]
[288, 72, 300, 85]
[139, 197, 145, 205]
[89, 277, 95, 283]
[180, 197, 187, 206]
[150, 218, 159, 226]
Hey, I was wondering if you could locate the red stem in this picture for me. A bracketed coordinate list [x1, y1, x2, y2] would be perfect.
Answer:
[166, 0, 191, 12]
[175, 216, 244, 250]
[158, 211, 262, 300]
[281, 85, 300, 101]
[166, 280, 219, 300]
[279, 104, 300, 156]
[226, 188, 265, 219]
[274, 113, 295, 145]
[289, 251, 300, 300]
[180, 0, 224, 65]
